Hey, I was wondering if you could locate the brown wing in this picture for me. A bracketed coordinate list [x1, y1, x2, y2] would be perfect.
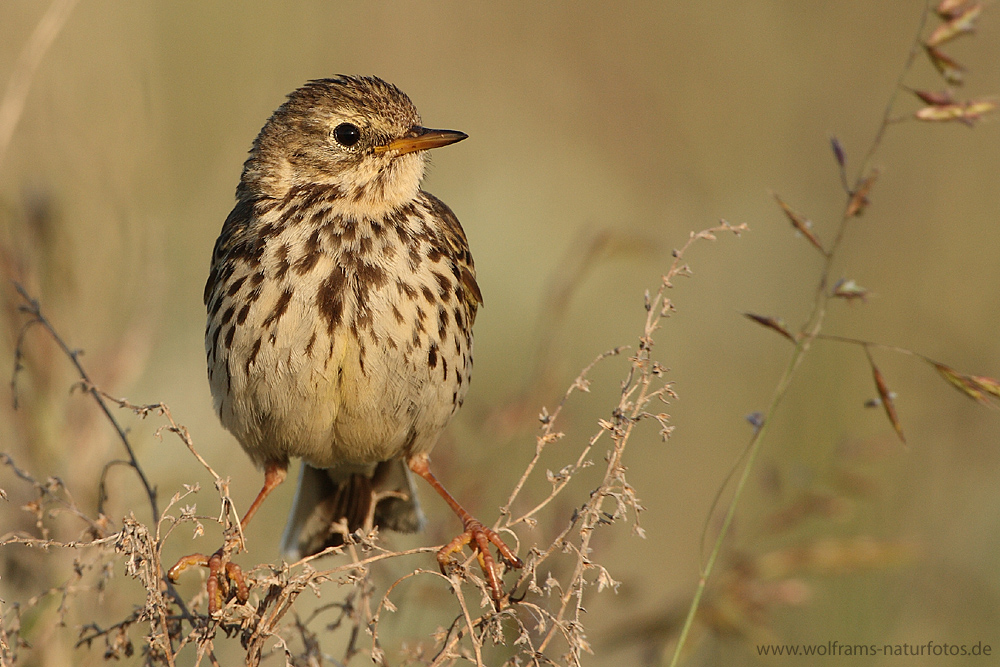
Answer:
[204, 197, 256, 306]
[419, 191, 482, 324]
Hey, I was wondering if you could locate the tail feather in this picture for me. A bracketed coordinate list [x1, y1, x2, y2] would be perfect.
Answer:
[280, 459, 425, 561]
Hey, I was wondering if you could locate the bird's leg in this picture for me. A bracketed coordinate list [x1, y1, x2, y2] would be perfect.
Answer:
[239, 461, 288, 529]
[167, 461, 287, 612]
[408, 453, 523, 606]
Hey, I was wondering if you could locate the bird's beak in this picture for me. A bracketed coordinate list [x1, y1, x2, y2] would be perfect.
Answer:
[375, 127, 468, 156]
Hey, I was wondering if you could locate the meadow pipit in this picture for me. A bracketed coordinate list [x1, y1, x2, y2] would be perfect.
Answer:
[169, 76, 521, 610]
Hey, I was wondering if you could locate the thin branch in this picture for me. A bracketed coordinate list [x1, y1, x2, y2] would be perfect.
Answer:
[11, 282, 160, 522]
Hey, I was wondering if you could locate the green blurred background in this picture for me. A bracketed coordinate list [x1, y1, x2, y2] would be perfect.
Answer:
[2, 1, 999, 665]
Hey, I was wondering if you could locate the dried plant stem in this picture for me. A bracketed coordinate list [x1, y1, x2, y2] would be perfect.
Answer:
[12, 283, 159, 521]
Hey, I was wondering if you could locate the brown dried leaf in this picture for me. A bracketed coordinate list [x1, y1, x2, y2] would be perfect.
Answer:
[772, 193, 826, 254]
[935, 362, 983, 401]
[936, 0, 969, 19]
[969, 375, 1000, 399]
[867, 351, 905, 444]
[925, 45, 966, 85]
[743, 313, 797, 343]
[926, 3, 981, 47]
[933, 362, 1000, 406]
[912, 88, 956, 106]
[915, 99, 997, 125]
[846, 169, 879, 217]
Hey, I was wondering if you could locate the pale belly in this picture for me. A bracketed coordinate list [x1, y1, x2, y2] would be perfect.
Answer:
[207, 251, 473, 470]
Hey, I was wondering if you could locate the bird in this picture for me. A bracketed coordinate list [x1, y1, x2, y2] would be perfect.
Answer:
[168, 75, 521, 611]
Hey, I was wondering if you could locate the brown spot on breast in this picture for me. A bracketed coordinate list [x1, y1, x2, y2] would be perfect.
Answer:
[274, 243, 289, 280]
[240, 240, 265, 267]
[357, 262, 387, 289]
[351, 182, 369, 202]
[433, 271, 452, 298]
[340, 218, 357, 242]
[282, 183, 344, 214]
[421, 286, 435, 304]
[224, 326, 235, 350]
[220, 305, 235, 327]
[306, 228, 321, 253]
[357, 235, 373, 256]
[317, 266, 348, 333]
[437, 306, 449, 340]
[407, 245, 422, 270]
[263, 289, 293, 328]
[236, 303, 250, 325]
[295, 229, 322, 275]
[295, 250, 319, 275]
[226, 275, 247, 297]
[398, 201, 418, 220]
[304, 331, 317, 357]
[256, 221, 278, 243]
[427, 342, 438, 369]
[391, 305, 404, 324]
[276, 255, 291, 280]
[309, 206, 330, 226]
[397, 280, 417, 298]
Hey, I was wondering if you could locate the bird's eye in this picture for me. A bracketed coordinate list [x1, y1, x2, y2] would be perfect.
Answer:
[332, 123, 361, 147]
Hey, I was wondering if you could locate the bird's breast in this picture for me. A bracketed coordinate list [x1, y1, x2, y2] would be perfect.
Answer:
[205, 197, 475, 470]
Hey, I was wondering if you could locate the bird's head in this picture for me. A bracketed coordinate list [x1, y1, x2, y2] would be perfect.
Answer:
[239, 75, 466, 214]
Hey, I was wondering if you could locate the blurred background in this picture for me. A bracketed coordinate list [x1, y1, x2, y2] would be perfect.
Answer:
[1, 1, 998, 665]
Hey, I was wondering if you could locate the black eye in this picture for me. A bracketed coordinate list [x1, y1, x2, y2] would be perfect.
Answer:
[332, 122, 361, 147]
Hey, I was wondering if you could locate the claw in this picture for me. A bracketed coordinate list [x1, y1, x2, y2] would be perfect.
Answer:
[409, 453, 523, 607]
[168, 545, 248, 613]
[166, 461, 287, 613]
[437, 517, 524, 607]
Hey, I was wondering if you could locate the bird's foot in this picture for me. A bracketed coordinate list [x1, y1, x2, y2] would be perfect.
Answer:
[167, 545, 249, 613]
[437, 517, 523, 608]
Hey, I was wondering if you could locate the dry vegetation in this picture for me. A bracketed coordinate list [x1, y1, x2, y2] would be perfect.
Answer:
[2, 2, 998, 666]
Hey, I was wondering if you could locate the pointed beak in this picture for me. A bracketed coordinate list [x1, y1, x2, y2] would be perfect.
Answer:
[374, 127, 468, 156]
